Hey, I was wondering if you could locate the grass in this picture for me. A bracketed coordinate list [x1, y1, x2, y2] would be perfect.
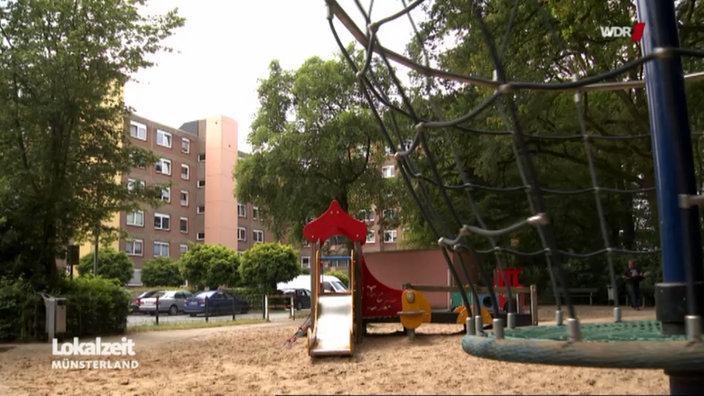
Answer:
[127, 318, 267, 333]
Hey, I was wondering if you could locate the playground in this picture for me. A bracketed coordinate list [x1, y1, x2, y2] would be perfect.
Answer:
[0, 305, 665, 396]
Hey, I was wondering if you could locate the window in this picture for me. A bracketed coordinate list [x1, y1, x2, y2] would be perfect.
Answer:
[179, 244, 188, 254]
[156, 129, 172, 148]
[181, 164, 190, 180]
[156, 158, 171, 175]
[179, 217, 188, 233]
[180, 190, 189, 206]
[196, 232, 205, 241]
[181, 138, 190, 154]
[383, 208, 396, 220]
[125, 239, 143, 256]
[153, 241, 169, 257]
[383, 229, 398, 243]
[301, 256, 311, 269]
[159, 187, 171, 203]
[252, 206, 260, 220]
[126, 210, 144, 227]
[358, 209, 374, 222]
[382, 165, 395, 178]
[237, 204, 246, 218]
[197, 179, 205, 188]
[129, 121, 146, 140]
[253, 229, 264, 243]
[198, 153, 206, 162]
[127, 178, 145, 192]
[154, 213, 170, 230]
[197, 205, 205, 214]
[237, 227, 247, 241]
[366, 230, 376, 244]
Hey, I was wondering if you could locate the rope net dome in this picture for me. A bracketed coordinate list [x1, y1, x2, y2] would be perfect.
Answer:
[324, 0, 704, 382]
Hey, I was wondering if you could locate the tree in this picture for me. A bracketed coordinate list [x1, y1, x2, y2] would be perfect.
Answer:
[239, 242, 300, 292]
[0, 0, 184, 289]
[141, 257, 183, 287]
[76, 247, 133, 285]
[234, 53, 395, 245]
[179, 244, 240, 290]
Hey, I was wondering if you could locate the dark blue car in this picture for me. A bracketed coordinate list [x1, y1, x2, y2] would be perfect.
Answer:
[183, 290, 250, 317]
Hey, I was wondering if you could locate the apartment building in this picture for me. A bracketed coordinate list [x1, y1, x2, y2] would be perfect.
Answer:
[112, 114, 274, 285]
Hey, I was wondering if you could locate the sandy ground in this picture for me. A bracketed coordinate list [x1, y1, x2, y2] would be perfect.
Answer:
[0, 305, 672, 395]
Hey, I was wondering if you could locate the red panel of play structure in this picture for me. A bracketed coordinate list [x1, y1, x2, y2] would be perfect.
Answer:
[303, 200, 367, 244]
[360, 255, 402, 319]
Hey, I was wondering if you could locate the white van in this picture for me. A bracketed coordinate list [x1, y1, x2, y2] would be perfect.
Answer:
[277, 274, 347, 293]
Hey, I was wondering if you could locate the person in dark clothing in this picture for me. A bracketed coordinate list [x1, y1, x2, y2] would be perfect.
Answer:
[622, 259, 645, 310]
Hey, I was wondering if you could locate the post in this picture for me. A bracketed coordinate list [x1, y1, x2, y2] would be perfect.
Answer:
[636, 0, 704, 392]
[93, 232, 99, 275]
[264, 295, 269, 322]
[155, 296, 159, 325]
[232, 297, 236, 321]
[205, 297, 209, 323]
[289, 295, 295, 319]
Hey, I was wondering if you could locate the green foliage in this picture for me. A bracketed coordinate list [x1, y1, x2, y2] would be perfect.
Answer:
[234, 52, 392, 243]
[0, 277, 44, 341]
[0, 275, 130, 341]
[60, 276, 130, 337]
[0, 0, 184, 289]
[239, 242, 300, 292]
[77, 247, 134, 285]
[141, 257, 183, 287]
[324, 270, 349, 288]
[179, 244, 240, 290]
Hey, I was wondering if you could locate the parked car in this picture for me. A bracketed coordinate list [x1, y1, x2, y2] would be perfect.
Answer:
[277, 274, 347, 294]
[280, 288, 311, 310]
[183, 290, 250, 317]
[139, 290, 193, 315]
[130, 290, 159, 313]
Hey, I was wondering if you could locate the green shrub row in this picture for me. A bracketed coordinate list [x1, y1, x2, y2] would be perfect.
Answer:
[0, 277, 44, 341]
[0, 275, 130, 341]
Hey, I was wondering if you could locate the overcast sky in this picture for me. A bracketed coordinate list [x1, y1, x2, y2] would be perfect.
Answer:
[124, 1, 418, 153]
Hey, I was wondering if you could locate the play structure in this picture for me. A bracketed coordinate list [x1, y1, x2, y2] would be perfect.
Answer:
[302, 200, 536, 357]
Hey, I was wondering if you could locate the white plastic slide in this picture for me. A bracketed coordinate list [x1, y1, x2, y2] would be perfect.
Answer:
[308, 293, 354, 356]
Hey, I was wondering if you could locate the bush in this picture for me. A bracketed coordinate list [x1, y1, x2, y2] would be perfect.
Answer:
[77, 247, 134, 285]
[0, 275, 130, 341]
[180, 244, 240, 290]
[141, 257, 183, 287]
[0, 277, 44, 341]
[239, 242, 299, 292]
[60, 276, 130, 337]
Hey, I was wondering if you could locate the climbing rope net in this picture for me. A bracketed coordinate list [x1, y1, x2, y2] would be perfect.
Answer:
[325, 0, 704, 372]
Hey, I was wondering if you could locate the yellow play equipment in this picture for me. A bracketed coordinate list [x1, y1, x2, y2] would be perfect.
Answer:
[398, 288, 492, 334]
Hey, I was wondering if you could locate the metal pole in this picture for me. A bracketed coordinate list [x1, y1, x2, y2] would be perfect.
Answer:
[635, 0, 704, 393]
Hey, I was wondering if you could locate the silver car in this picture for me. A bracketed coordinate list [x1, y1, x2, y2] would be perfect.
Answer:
[138, 290, 193, 315]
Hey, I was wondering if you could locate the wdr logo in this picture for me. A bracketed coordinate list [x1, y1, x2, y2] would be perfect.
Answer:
[600, 22, 646, 42]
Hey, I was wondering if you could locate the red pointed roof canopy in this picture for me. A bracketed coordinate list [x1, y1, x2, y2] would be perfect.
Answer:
[303, 200, 367, 245]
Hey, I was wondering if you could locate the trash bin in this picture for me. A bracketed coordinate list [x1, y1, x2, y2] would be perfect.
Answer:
[40, 293, 67, 341]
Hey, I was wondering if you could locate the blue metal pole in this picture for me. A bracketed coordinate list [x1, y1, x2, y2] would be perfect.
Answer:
[636, 0, 701, 284]
[636, 0, 704, 393]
